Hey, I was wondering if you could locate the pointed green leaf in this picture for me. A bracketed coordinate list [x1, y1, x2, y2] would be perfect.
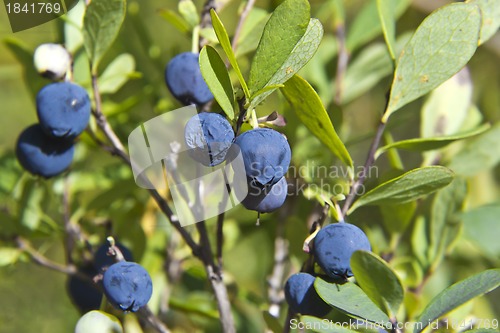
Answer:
[376, 0, 397, 60]
[447, 124, 500, 176]
[199, 45, 235, 119]
[414, 269, 500, 333]
[4, 38, 46, 99]
[19, 179, 46, 231]
[467, 0, 500, 45]
[98, 53, 137, 94]
[461, 204, 500, 259]
[210, 9, 250, 99]
[281, 75, 352, 168]
[235, 8, 270, 57]
[421, 68, 473, 139]
[351, 251, 404, 318]
[178, 0, 199, 28]
[376, 124, 490, 157]
[342, 32, 412, 104]
[248, 0, 310, 95]
[159, 9, 191, 34]
[349, 166, 454, 214]
[347, 0, 411, 52]
[299, 316, 359, 333]
[383, 3, 481, 122]
[249, 18, 323, 110]
[314, 278, 390, 325]
[83, 0, 126, 72]
[0, 248, 22, 267]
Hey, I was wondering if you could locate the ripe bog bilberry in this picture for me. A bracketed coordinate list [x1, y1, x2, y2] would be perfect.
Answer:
[165, 52, 213, 105]
[15, 124, 75, 178]
[67, 265, 102, 314]
[102, 261, 153, 312]
[36, 82, 91, 139]
[234, 128, 291, 186]
[314, 222, 371, 279]
[242, 176, 288, 213]
[284, 272, 331, 317]
[184, 112, 235, 166]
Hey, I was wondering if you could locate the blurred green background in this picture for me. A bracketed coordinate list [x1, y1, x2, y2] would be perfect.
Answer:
[0, 0, 499, 332]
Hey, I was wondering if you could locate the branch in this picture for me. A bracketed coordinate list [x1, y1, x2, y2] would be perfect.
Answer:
[15, 237, 88, 280]
[199, 0, 217, 49]
[231, 0, 256, 54]
[341, 120, 386, 215]
[334, 22, 348, 105]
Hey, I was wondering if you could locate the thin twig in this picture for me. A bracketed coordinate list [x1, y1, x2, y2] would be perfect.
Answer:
[15, 237, 88, 280]
[199, 0, 217, 49]
[231, 0, 256, 54]
[334, 23, 349, 105]
[138, 306, 171, 333]
[62, 174, 75, 264]
[341, 121, 386, 215]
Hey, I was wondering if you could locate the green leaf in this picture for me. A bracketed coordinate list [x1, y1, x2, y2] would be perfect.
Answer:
[348, 166, 454, 214]
[420, 68, 473, 139]
[299, 316, 359, 333]
[383, 3, 481, 122]
[199, 46, 235, 119]
[380, 201, 416, 233]
[281, 75, 352, 169]
[467, 0, 500, 45]
[0, 248, 22, 267]
[248, 0, 310, 96]
[210, 10, 250, 100]
[18, 179, 46, 231]
[461, 204, 500, 258]
[263, 311, 283, 333]
[98, 53, 137, 94]
[83, 0, 126, 72]
[342, 32, 412, 104]
[158, 9, 191, 34]
[411, 216, 429, 267]
[429, 177, 467, 266]
[414, 269, 500, 333]
[376, 124, 490, 157]
[447, 124, 500, 176]
[346, 0, 411, 52]
[376, 0, 397, 60]
[249, 18, 323, 110]
[235, 8, 270, 57]
[64, 0, 85, 53]
[351, 251, 404, 318]
[178, 0, 199, 28]
[4, 38, 47, 99]
[314, 278, 390, 325]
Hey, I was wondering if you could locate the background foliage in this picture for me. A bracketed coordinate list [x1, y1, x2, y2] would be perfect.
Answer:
[0, 0, 499, 332]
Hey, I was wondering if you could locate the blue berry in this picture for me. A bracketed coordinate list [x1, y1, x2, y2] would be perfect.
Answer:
[284, 272, 331, 317]
[36, 82, 91, 139]
[67, 265, 102, 314]
[242, 176, 287, 213]
[102, 262, 152, 312]
[165, 52, 213, 105]
[314, 223, 371, 279]
[16, 124, 75, 178]
[234, 128, 291, 186]
[184, 112, 234, 166]
[94, 242, 134, 272]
